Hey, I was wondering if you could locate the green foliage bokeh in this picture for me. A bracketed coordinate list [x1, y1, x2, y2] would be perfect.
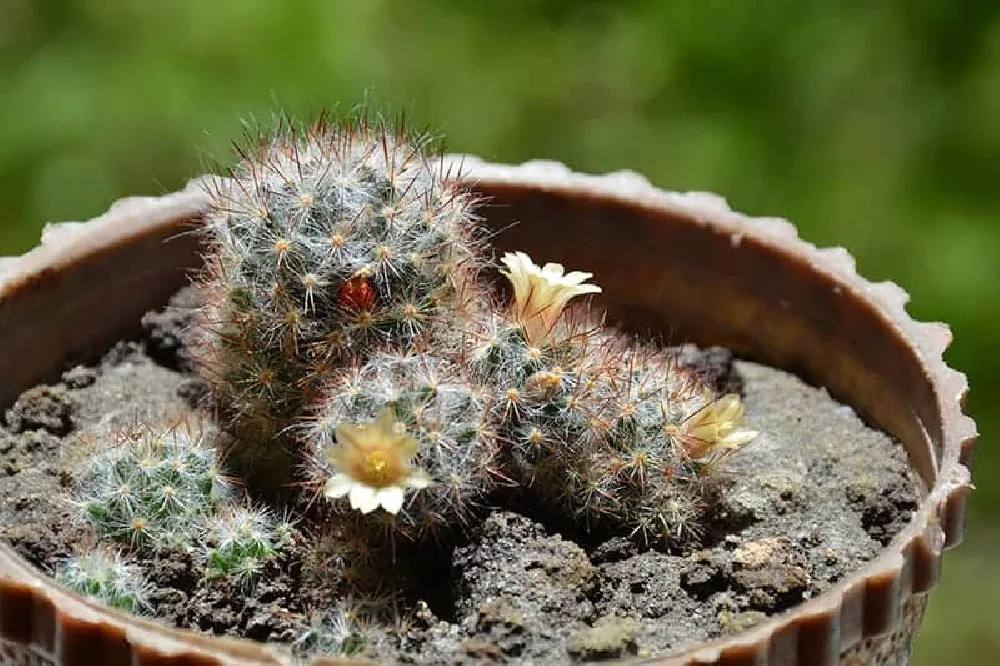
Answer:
[1, 1, 996, 662]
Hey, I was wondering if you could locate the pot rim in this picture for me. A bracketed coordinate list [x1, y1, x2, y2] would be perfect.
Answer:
[0, 159, 976, 665]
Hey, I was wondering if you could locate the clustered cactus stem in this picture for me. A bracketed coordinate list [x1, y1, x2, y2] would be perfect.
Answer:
[56, 548, 150, 613]
[187, 112, 760, 551]
[67, 419, 292, 594]
[63, 114, 764, 643]
[195, 113, 486, 492]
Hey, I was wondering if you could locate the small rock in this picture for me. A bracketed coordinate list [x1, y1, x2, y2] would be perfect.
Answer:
[679, 557, 727, 601]
[0, 432, 15, 455]
[729, 537, 811, 612]
[567, 615, 640, 662]
[5, 386, 75, 436]
[176, 378, 208, 409]
[456, 638, 507, 663]
[859, 485, 919, 546]
[717, 610, 767, 636]
[674, 345, 744, 395]
[102, 340, 145, 366]
[61, 365, 97, 389]
[589, 537, 638, 565]
[141, 287, 200, 370]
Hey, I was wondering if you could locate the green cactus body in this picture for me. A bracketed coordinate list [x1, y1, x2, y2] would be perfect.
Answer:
[295, 601, 375, 660]
[202, 505, 293, 585]
[197, 117, 484, 491]
[75, 422, 230, 547]
[73, 421, 289, 586]
[56, 549, 150, 613]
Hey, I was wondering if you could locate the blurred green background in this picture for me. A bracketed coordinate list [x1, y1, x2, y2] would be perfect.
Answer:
[1, 1, 996, 661]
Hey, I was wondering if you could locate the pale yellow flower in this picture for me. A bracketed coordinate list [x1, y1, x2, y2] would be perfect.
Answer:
[670, 393, 759, 462]
[324, 407, 430, 514]
[499, 251, 602, 345]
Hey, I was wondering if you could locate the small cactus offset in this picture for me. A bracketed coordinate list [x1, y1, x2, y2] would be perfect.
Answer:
[70, 419, 289, 585]
[195, 113, 487, 491]
[55, 548, 150, 613]
[202, 505, 294, 585]
[294, 600, 378, 660]
[73, 420, 231, 548]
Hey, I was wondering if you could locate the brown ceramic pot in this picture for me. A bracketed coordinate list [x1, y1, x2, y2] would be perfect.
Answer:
[0, 159, 976, 665]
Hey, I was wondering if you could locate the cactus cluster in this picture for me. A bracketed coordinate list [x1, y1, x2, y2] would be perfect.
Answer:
[55, 548, 150, 613]
[294, 601, 376, 660]
[70, 420, 289, 585]
[74, 421, 230, 547]
[192, 114, 757, 549]
[60, 114, 761, 653]
[469, 255, 757, 546]
[203, 505, 294, 585]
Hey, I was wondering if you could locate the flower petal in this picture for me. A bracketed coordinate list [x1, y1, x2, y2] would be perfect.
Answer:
[334, 422, 362, 448]
[571, 283, 602, 295]
[721, 429, 759, 450]
[349, 485, 380, 514]
[408, 470, 432, 490]
[376, 486, 405, 514]
[324, 473, 353, 499]
[375, 406, 398, 435]
[561, 270, 595, 285]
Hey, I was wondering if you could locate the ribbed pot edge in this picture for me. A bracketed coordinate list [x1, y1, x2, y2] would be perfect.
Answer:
[0, 158, 977, 666]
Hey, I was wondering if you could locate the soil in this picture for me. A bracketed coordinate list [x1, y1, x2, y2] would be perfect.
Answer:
[0, 290, 921, 665]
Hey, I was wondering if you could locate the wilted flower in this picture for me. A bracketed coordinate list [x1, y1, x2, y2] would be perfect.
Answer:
[324, 407, 430, 514]
[669, 393, 758, 462]
[500, 251, 602, 345]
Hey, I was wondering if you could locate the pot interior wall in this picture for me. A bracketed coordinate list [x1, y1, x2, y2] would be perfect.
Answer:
[0, 183, 939, 492]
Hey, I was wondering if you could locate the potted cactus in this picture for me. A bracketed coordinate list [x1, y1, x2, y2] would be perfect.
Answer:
[0, 113, 975, 665]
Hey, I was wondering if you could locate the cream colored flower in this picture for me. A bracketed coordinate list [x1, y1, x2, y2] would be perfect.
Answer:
[670, 393, 759, 462]
[499, 251, 602, 345]
[324, 407, 430, 514]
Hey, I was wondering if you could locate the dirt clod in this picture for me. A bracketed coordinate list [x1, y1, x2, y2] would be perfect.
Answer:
[141, 287, 200, 371]
[729, 537, 811, 612]
[453, 512, 598, 660]
[5, 386, 75, 436]
[675, 345, 744, 396]
[567, 615, 640, 662]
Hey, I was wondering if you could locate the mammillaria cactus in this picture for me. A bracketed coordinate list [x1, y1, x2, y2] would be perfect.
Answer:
[70, 419, 289, 585]
[55, 548, 150, 613]
[308, 351, 500, 540]
[189, 114, 757, 545]
[68, 112, 759, 605]
[194, 114, 486, 491]
[472, 252, 758, 546]
[73, 420, 231, 548]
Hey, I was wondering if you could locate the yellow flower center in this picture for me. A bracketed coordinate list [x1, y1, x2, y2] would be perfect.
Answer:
[362, 450, 393, 485]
